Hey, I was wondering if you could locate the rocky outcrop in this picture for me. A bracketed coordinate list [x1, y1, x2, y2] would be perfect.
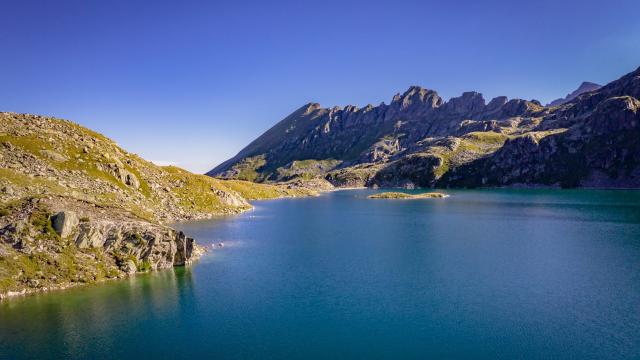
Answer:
[0, 196, 202, 299]
[72, 219, 196, 269]
[97, 162, 140, 189]
[211, 188, 249, 208]
[209, 66, 640, 189]
[51, 211, 79, 238]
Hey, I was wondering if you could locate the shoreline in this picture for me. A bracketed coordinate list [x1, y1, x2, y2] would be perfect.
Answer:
[0, 248, 206, 302]
[4, 185, 638, 302]
[0, 184, 318, 302]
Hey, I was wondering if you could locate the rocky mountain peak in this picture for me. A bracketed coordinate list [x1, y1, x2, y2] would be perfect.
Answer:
[392, 86, 442, 111]
[443, 91, 486, 115]
[579, 81, 601, 89]
[486, 96, 509, 111]
[548, 81, 602, 107]
[302, 102, 322, 115]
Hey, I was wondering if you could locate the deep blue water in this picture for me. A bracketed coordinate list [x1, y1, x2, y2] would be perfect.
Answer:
[1, 189, 640, 359]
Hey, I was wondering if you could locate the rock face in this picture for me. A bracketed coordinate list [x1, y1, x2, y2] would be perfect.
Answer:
[0, 196, 200, 298]
[211, 188, 250, 207]
[51, 211, 79, 238]
[209, 66, 640, 189]
[71, 217, 195, 269]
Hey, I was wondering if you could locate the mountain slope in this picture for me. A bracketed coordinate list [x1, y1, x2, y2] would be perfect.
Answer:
[209, 66, 640, 189]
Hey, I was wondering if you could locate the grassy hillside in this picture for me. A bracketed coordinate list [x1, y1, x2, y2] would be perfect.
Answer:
[0, 112, 316, 223]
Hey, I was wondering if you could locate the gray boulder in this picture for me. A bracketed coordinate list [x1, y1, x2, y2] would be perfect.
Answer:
[51, 211, 79, 238]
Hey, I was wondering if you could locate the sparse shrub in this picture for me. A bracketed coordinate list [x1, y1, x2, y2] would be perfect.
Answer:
[137, 259, 152, 272]
[29, 209, 59, 240]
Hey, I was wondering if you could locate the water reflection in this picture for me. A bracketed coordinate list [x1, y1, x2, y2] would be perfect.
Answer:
[0, 267, 194, 359]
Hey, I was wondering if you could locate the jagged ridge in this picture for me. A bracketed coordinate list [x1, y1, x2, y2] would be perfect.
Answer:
[209, 66, 640, 189]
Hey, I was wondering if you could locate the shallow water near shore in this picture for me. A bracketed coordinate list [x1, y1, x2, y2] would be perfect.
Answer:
[2, 189, 640, 359]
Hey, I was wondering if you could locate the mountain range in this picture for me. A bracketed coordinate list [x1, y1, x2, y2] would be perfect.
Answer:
[209, 66, 640, 189]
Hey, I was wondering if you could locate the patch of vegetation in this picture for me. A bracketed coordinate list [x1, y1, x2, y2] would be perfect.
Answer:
[429, 133, 511, 179]
[163, 166, 312, 214]
[126, 232, 146, 246]
[163, 166, 237, 212]
[274, 159, 342, 181]
[368, 192, 448, 199]
[0, 242, 108, 294]
[0, 134, 53, 156]
[0, 199, 24, 217]
[226, 155, 267, 182]
[462, 131, 509, 145]
[29, 208, 60, 241]
[56, 247, 79, 281]
[215, 179, 314, 200]
[137, 260, 152, 272]
[112, 250, 129, 268]
[0, 168, 65, 194]
[0, 276, 17, 294]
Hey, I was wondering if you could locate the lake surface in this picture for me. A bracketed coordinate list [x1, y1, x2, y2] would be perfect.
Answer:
[1, 189, 640, 359]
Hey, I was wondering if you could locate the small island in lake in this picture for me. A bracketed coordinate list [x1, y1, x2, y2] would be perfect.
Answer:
[368, 192, 449, 199]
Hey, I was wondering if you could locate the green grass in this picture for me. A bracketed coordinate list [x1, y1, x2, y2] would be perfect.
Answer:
[215, 179, 314, 200]
[137, 260, 152, 272]
[275, 159, 342, 181]
[29, 208, 60, 241]
[163, 166, 237, 212]
[429, 132, 511, 179]
[0, 244, 94, 293]
[0, 168, 65, 194]
[226, 155, 267, 182]
[0, 199, 24, 217]
[462, 131, 509, 145]
[368, 192, 448, 199]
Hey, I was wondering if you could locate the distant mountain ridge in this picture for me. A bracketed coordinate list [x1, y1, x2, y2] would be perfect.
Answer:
[547, 81, 602, 107]
[209, 66, 640, 189]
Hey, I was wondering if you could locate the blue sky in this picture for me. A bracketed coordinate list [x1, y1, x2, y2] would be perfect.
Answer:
[2, 0, 639, 173]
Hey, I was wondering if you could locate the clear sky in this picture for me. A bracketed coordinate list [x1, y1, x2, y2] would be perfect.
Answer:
[2, 0, 640, 173]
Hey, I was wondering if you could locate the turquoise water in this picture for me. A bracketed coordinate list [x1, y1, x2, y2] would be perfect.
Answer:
[1, 189, 640, 359]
